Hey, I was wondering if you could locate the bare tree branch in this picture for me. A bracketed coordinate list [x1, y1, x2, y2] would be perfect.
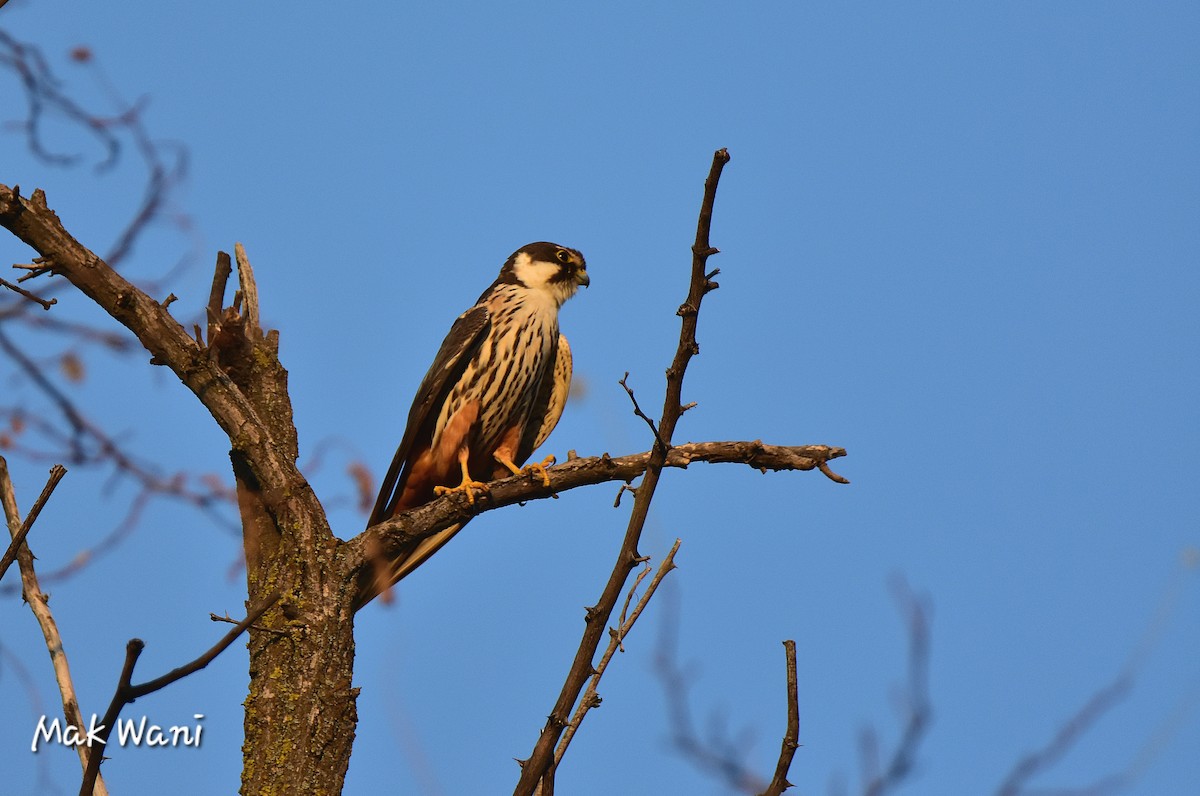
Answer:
[618, 372, 666, 449]
[990, 552, 1200, 795]
[0, 37, 229, 591]
[0, 456, 108, 796]
[0, 273, 56, 308]
[759, 640, 801, 796]
[0, 639, 65, 793]
[0, 324, 239, 590]
[514, 147, 739, 794]
[0, 462, 65, 582]
[0, 32, 119, 167]
[79, 590, 280, 795]
[553, 539, 682, 768]
[0, 31, 191, 267]
[1, 180, 356, 791]
[0, 185, 302, 503]
[351, 440, 846, 603]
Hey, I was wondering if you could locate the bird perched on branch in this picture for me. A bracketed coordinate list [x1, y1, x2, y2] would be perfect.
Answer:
[360, 241, 589, 606]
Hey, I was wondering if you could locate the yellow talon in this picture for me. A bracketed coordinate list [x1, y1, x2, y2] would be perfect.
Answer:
[433, 479, 488, 504]
[495, 453, 556, 487]
[435, 457, 489, 505]
[524, 455, 556, 487]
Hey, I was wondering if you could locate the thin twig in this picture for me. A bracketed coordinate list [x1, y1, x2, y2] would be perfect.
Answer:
[79, 591, 281, 795]
[554, 540, 682, 766]
[0, 325, 239, 590]
[612, 482, 637, 508]
[13, 257, 53, 282]
[619, 372, 666, 450]
[0, 463, 66, 582]
[0, 640, 61, 791]
[0, 327, 238, 522]
[210, 610, 289, 636]
[758, 640, 801, 796]
[0, 35, 199, 598]
[616, 560, 654, 640]
[514, 148, 733, 795]
[0, 276, 57, 309]
[0, 457, 107, 796]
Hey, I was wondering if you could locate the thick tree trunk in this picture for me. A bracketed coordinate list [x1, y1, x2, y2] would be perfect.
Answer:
[0, 189, 362, 793]
[239, 491, 358, 794]
[206, 252, 361, 795]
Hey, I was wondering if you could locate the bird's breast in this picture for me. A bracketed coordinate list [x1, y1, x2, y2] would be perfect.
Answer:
[432, 288, 560, 457]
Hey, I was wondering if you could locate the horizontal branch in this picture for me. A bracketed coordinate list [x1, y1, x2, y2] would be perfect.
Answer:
[345, 440, 847, 588]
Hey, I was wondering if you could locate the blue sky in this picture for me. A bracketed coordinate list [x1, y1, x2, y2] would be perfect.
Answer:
[2, 2, 1198, 794]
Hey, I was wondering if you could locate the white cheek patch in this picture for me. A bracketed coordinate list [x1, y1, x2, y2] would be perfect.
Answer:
[511, 255, 562, 290]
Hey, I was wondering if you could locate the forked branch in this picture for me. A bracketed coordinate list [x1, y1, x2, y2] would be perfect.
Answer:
[79, 591, 280, 796]
[1, 458, 107, 795]
[0, 463, 65, 582]
[554, 539, 683, 764]
[0, 183, 301, 506]
[512, 147, 828, 794]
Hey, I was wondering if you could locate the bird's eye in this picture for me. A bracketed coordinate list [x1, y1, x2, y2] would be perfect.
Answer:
[555, 249, 571, 263]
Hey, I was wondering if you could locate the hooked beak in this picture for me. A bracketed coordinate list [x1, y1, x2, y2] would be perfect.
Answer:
[575, 269, 590, 288]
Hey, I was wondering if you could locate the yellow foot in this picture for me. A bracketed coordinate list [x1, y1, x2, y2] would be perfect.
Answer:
[522, 455, 556, 487]
[434, 477, 489, 505]
[495, 453, 556, 487]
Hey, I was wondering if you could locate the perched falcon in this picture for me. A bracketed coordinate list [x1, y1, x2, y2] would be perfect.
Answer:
[360, 241, 589, 606]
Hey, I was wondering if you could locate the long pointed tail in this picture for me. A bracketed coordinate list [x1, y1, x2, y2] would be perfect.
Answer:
[354, 520, 471, 609]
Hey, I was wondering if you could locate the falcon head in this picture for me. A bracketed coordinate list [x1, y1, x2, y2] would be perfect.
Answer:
[501, 242, 590, 306]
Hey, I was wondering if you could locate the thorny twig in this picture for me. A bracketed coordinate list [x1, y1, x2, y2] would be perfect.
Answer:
[516, 148, 739, 796]
[759, 641, 801, 796]
[554, 540, 682, 766]
[0, 463, 65, 582]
